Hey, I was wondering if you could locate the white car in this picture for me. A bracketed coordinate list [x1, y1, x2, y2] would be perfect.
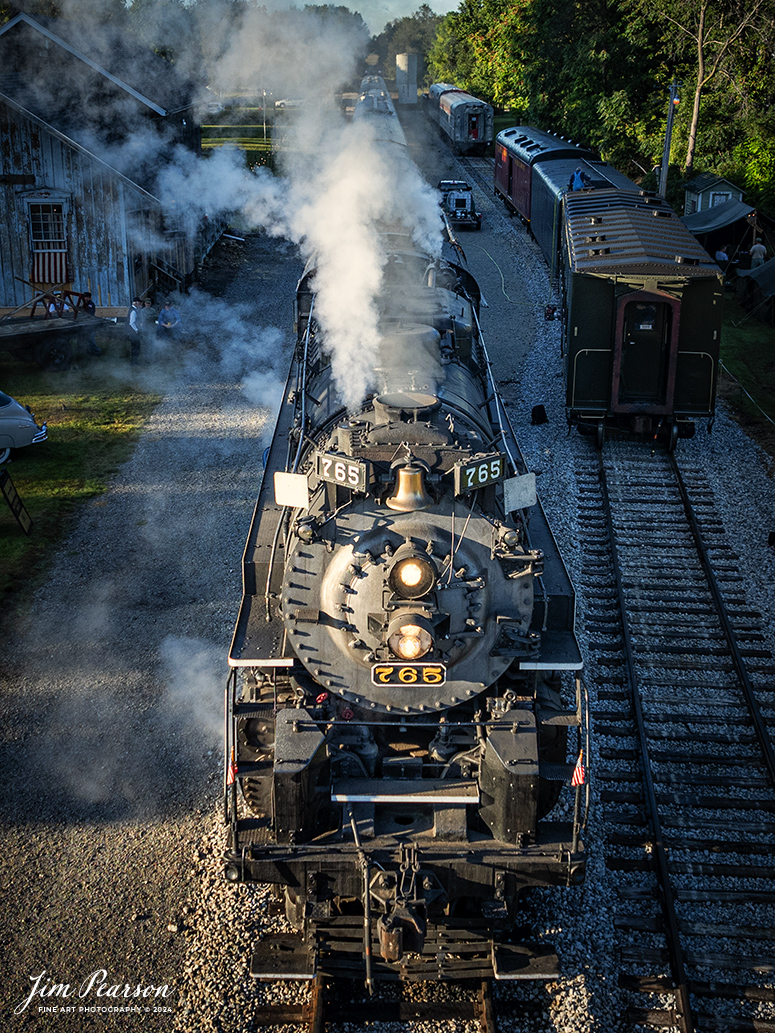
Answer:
[0, 391, 47, 464]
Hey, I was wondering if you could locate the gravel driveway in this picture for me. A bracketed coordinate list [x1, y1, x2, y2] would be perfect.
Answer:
[0, 232, 301, 1031]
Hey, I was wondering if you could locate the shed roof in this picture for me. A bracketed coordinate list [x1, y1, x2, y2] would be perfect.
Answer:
[685, 172, 742, 195]
[736, 256, 775, 297]
[564, 190, 718, 278]
[681, 198, 755, 236]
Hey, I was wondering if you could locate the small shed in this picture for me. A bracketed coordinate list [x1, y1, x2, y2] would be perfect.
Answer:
[0, 12, 220, 316]
[681, 197, 757, 265]
[683, 173, 744, 216]
[736, 257, 775, 326]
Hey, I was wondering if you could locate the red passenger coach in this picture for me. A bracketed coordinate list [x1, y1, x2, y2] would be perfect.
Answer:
[494, 126, 595, 224]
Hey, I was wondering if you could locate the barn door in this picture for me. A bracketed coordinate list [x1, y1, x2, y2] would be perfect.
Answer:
[612, 292, 680, 412]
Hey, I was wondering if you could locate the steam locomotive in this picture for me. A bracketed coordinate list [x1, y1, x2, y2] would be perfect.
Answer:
[495, 125, 722, 448]
[224, 77, 588, 986]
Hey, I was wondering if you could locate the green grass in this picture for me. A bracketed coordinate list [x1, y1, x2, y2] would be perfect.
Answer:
[718, 296, 775, 452]
[0, 343, 161, 618]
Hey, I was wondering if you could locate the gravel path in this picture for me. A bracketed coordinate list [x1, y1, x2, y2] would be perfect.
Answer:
[0, 233, 301, 1031]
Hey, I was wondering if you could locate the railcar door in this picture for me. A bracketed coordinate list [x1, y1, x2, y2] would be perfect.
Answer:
[612, 291, 680, 412]
[468, 113, 480, 142]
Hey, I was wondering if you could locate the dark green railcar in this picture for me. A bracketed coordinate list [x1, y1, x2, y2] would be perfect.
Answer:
[562, 189, 722, 449]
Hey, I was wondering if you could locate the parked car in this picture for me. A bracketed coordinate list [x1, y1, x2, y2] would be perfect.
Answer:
[438, 180, 482, 231]
[0, 391, 47, 464]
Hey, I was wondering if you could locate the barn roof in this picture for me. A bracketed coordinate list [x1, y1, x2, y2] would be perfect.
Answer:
[0, 13, 194, 116]
[564, 189, 718, 278]
[682, 198, 755, 236]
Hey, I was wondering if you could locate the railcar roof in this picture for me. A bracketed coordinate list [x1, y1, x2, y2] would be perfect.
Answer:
[441, 92, 492, 111]
[496, 125, 595, 165]
[535, 157, 637, 196]
[564, 190, 718, 277]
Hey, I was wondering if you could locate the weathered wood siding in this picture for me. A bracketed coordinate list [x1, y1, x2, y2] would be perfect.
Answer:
[0, 98, 160, 309]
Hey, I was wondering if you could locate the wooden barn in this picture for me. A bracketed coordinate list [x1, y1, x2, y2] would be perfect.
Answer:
[0, 12, 221, 316]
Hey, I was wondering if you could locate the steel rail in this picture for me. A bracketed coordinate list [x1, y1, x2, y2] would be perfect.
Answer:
[597, 452, 695, 1033]
[670, 452, 775, 785]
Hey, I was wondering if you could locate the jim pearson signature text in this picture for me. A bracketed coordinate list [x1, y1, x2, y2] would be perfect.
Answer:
[15, 969, 172, 1014]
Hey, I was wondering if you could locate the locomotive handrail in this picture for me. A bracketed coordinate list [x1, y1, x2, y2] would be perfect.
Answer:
[292, 296, 314, 473]
[471, 307, 518, 476]
[263, 300, 316, 621]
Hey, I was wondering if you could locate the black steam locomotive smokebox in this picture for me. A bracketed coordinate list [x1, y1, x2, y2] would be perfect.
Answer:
[479, 714, 538, 842]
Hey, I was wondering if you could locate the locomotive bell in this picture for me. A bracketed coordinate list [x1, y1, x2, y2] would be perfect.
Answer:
[386, 464, 433, 512]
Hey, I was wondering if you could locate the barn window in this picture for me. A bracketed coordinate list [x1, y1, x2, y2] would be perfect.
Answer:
[30, 203, 66, 249]
[28, 202, 70, 285]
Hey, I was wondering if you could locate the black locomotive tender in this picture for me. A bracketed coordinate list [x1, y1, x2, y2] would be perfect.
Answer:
[495, 126, 723, 448]
[226, 78, 589, 986]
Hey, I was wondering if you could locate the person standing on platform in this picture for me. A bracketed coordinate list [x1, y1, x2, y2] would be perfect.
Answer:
[81, 291, 101, 356]
[128, 297, 143, 365]
[157, 299, 182, 340]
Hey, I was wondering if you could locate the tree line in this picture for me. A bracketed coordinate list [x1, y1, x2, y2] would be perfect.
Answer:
[4, 0, 773, 215]
[400, 0, 775, 214]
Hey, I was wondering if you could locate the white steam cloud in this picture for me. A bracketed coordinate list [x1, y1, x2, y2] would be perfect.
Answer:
[147, 5, 444, 408]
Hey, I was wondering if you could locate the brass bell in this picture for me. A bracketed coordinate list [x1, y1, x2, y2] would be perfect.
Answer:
[386, 465, 433, 512]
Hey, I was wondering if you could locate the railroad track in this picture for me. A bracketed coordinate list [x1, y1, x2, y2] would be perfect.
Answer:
[458, 155, 495, 196]
[576, 440, 775, 1032]
[250, 975, 507, 1032]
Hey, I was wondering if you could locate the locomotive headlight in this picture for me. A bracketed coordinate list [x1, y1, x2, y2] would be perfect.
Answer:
[389, 555, 436, 600]
[387, 614, 434, 660]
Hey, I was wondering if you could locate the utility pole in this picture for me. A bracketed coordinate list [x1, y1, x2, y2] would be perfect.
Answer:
[658, 81, 680, 199]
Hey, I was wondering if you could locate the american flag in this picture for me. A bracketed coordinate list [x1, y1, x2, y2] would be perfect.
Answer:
[227, 750, 238, 787]
[31, 251, 69, 286]
[571, 751, 585, 787]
